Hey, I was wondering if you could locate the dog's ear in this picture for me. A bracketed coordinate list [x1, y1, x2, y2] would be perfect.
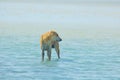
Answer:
[50, 30, 58, 36]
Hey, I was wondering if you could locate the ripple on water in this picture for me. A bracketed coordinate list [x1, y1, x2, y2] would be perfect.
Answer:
[0, 36, 120, 80]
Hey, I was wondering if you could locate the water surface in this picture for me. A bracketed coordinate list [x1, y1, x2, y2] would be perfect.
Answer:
[0, 0, 120, 80]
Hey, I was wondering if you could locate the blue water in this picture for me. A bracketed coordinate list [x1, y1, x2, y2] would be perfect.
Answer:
[0, 36, 120, 80]
[0, 0, 120, 80]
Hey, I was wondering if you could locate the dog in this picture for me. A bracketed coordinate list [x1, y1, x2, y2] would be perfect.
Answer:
[40, 30, 62, 61]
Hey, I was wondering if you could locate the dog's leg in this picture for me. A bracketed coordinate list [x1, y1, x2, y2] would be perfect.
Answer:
[49, 49, 51, 61]
[42, 49, 45, 61]
[48, 48, 51, 61]
[47, 49, 50, 60]
[55, 47, 60, 59]
[55, 43, 60, 59]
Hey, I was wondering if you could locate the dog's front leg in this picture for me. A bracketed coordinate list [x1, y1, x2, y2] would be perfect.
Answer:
[55, 43, 60, 59]
[55, 47, 60, 59]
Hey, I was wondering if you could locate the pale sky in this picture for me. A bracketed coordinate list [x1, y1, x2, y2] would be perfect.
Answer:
[0, 0, 120, 38]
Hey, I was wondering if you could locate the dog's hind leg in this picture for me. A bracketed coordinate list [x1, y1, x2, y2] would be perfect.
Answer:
[47, 49, 51, 61]
[42, 49, 45, 61]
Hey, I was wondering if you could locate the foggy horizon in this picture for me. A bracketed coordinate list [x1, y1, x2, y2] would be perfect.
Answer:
[0, 0, 120, 39]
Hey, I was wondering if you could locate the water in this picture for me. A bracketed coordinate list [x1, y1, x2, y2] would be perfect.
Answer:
[0, 35, 120, 80]
[0, 0, 120, 80]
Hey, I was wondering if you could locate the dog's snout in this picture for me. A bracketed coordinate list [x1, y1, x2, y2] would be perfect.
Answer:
[58, 38, 62, 42]
[56, 36, 62, 42]
[59, 38, 62, 41]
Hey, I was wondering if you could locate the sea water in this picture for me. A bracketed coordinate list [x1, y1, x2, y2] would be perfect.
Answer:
[0, 36, 120, 80]
[0, 1, 120, 80]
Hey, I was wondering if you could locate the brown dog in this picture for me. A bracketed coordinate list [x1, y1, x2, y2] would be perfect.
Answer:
[40, 30, 62, 61]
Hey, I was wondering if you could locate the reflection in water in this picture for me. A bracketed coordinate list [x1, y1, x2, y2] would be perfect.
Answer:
[41, 59, 59, 67]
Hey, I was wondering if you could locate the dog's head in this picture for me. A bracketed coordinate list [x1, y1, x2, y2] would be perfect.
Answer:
[50, 30, 62, 42]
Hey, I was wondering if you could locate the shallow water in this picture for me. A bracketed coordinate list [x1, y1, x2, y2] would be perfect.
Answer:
[0, 36, 120, 80]
[0, 0, 120, 80]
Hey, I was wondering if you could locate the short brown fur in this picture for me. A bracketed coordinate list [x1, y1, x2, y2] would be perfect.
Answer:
[40, 30, 62, 61]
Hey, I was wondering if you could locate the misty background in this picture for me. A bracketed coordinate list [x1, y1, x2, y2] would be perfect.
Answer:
[0, 0, 120, 39]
